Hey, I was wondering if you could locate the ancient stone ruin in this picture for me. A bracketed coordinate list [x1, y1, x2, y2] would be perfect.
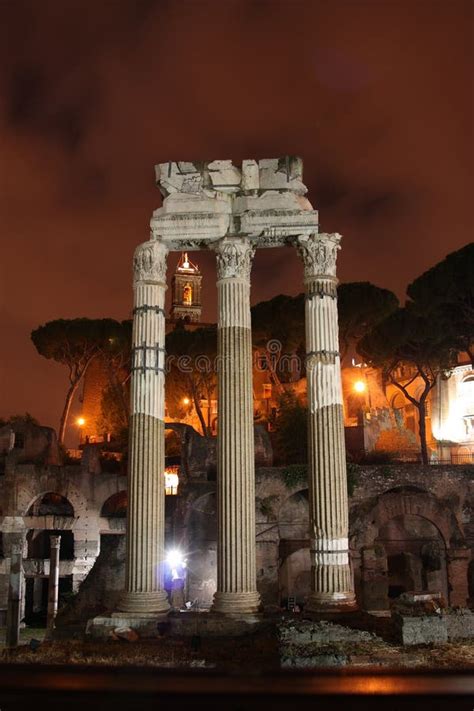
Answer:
[115, 157, 355, 621]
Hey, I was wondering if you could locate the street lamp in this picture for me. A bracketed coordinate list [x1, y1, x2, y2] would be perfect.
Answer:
[354, 380, 366, 394]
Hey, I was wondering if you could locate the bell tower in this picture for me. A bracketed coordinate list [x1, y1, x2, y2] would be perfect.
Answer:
[170, 252, 202, 323]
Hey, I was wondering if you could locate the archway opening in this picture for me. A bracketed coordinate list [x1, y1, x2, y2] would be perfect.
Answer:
[27, 492, 74, 517]
[26, 529, 75, 560]
[376, 514, 447, 602]
[101, 491, 128, 518]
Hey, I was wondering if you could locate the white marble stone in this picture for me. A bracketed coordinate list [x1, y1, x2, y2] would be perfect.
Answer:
[119, 157, 355, 619]
[151, 156, 318, 249]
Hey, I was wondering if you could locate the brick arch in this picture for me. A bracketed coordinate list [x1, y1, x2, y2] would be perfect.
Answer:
[25, 491, 75, 518]
[21, 478, 84, 519]
[351, 491, 464, 550]
[100, 491, 127, 518]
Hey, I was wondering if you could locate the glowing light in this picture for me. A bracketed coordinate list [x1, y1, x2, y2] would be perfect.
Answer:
[76, 417, 86, 426]
[354, 380, 366, 393]
[182, 397, 190, 406]
[166, 549, 184, 568]
[165, 467, 179, 495]
[166, 548, 186, 578]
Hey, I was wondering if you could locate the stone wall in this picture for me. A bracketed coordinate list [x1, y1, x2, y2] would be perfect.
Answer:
[1, 454, 473, 623]
[0, 455, 127, 619]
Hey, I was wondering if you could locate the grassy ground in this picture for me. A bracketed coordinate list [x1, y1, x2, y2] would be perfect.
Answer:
[0, 627, 47, 648]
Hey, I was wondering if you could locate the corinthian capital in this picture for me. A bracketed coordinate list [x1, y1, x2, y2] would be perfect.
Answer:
[215, 237, 255, 281]
[133, 240, 168, 285]
[296, 233, 341, 280]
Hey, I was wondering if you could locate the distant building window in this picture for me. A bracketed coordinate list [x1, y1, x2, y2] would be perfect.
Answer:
[165, 467, 179, 496]
[13, 433, 24, 449]
[460, 373, 474, 436]
[183, 284, 192, 306]
[464, 417, 474, 437]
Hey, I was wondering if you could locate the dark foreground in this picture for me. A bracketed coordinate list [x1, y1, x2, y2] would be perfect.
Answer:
[0, 664, 473, 710]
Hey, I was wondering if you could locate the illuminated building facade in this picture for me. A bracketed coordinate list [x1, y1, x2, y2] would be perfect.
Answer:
[342, 358, 474, 463]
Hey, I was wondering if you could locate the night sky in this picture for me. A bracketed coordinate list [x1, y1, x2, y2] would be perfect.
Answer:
[0, 0, 472, 440]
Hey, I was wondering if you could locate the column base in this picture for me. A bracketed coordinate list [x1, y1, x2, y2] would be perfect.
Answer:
[304, 591, 357, 615]
[211, 590, 262, 616]
[116, 590, 170, 615]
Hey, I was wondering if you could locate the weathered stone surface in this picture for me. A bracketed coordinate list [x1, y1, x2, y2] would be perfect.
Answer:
[278, 619, 378, 646]
[277, 619, 381, 668]
[87, 611, 265, 639]
[281, 652, 348, 668]
[56, 536, 125, 628]
[445, 609, 474, 640]
[151, 157, 318, 250]
[297, 233, 355, 612]
[391, 591, 445, 616]
[212, 236, 260, 615]
[168, 422, 272, 483]
[394, 614, 448, 646]
[113, 626, 139, 642]
[118, 239, 170, 615]
[0, 422, 60, 468]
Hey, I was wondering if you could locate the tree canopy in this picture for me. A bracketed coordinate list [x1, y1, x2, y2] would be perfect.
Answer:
[357, 306, 456, 464]
[250, 283, 399, 379]
[96, 320, 133, 444]
[337, 282, 399, 361]
[0, 413, 39, 428]
[165, 324, 217, 436]
[251, 294, 305, 388]
[31, 318, 120, 443]
[270, 391, 307, 465]
[407, 242, 474, 366]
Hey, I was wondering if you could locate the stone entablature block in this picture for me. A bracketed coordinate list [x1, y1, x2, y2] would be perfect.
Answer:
[151, 157, 319, 249]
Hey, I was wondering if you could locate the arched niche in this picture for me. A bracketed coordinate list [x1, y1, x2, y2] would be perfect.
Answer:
[101, 491, 128, 518]
[375, 513, 448, 602]
[27, 492, 74, 518]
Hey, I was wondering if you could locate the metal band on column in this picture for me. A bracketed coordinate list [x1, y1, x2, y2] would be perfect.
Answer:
[117, 239, 170, 614]
[212, 236, 261, 615]
[297, 233, 356, 612]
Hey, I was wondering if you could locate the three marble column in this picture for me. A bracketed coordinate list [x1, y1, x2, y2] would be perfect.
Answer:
[297, 233, 356, 612]
[118, 239, 170, 615]
[120, 232, 354, 616]
[212, 237, 261, 614]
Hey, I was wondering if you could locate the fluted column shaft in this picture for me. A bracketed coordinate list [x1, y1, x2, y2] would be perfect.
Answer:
[212, 236, 261, 615]
[297, 233, 356, 612]
[6, 540, 22, 648]
[118, 239, 170, 614]
[47, 535, 61, 629]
